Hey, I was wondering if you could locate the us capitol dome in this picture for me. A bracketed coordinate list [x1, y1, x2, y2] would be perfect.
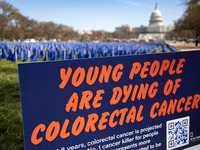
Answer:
[133, 4, 173, 41]
[149, 4, 163, 27]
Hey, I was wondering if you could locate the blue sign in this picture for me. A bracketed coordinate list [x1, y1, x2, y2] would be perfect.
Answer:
[18, 50, 200, 150]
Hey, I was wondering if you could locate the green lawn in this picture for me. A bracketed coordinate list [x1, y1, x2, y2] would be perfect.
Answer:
[0, 59, 24, 150]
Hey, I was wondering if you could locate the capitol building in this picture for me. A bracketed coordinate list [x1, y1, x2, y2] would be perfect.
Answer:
[134, 4, 174, 41]
[115, 4, 174, 41]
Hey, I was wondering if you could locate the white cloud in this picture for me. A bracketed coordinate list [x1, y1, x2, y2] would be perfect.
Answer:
[118, 0, 152, 9]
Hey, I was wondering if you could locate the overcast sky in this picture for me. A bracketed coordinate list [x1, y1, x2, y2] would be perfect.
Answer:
[6, 0, 186, 32]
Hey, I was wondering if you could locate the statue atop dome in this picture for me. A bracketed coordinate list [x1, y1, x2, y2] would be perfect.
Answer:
[155, 2, 158, 10]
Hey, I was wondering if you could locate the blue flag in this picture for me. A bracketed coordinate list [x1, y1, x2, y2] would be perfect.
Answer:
[7, 50, 16, 62]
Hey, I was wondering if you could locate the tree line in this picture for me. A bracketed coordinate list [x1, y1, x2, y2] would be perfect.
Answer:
[0, 0, 79, 41]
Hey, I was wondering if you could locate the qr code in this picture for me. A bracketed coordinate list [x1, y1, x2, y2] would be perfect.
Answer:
[166, 116, 190, 150]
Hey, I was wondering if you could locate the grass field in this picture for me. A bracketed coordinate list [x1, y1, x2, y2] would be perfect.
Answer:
[0, 60, 24, 150]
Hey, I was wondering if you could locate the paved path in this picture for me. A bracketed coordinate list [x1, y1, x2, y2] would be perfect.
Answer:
[167, 42, 200, 51]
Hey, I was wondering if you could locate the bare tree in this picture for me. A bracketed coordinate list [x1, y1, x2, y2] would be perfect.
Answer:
[0, 0, 19, 40]
[175, 0, 200, 38]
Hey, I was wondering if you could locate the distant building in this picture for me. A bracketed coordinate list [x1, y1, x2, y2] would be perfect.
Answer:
[115, 25, 133, 33]
[133, 4, 174, 41]
[78, 30, 93, 35]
